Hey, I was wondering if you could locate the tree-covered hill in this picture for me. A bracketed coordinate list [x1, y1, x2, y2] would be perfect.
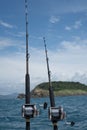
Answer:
[31, 81, 87, 97]
[17, 81, 87, 98]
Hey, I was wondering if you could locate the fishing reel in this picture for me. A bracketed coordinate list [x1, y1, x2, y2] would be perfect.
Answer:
[49, 106, 65, 122]
[22, 104, 39, 120]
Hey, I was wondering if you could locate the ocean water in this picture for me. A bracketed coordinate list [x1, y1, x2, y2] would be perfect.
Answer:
[0, 95, 87, 130]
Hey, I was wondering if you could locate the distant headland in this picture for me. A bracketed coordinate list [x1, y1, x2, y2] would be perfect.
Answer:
[17, 81, 87, 98]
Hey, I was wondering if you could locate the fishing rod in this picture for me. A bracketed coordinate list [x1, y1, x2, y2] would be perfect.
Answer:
[43, 37, 55, 107]
[22, 0, 38, 130]
[43, 37, 75, 129]
[43, 37, 65, 130]
[25, 0, 30, 107]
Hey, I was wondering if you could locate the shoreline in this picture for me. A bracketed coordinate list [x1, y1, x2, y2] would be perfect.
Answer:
[17, 92, 87, 99]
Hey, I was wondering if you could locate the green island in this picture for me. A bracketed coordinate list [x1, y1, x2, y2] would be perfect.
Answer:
[18, 81, 87, 98]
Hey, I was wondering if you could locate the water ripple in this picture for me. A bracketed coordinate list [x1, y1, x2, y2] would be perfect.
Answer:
[0, 95, 87, 130]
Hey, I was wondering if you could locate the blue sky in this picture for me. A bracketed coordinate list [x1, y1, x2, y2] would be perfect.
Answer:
[0, 0, 87, 94]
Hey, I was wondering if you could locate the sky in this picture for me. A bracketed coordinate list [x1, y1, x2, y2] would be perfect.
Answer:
[0, 0, 87, 95]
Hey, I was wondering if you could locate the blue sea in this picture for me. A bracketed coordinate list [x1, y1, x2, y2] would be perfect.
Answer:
[0, 95, 87, 130]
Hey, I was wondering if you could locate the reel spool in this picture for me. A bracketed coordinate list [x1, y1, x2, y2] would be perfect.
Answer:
[22, 104, 39, 119]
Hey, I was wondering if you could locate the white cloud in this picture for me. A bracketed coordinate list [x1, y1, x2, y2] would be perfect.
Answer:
[73, 20, 82, 29]
[44, 38, 87, 84]
[0, 54, 25, 94]
[0, 37, 25, 51]
[49, 16, 60, 24]
[0, 39, 13, 49]
[71, 72, 87, 85]
[65, 20, 82, 31]
[0, 20, 13, 28]
[65, 26, 71, 31]
[0, 37, 87, 94]
[5, 31, 25, 38]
